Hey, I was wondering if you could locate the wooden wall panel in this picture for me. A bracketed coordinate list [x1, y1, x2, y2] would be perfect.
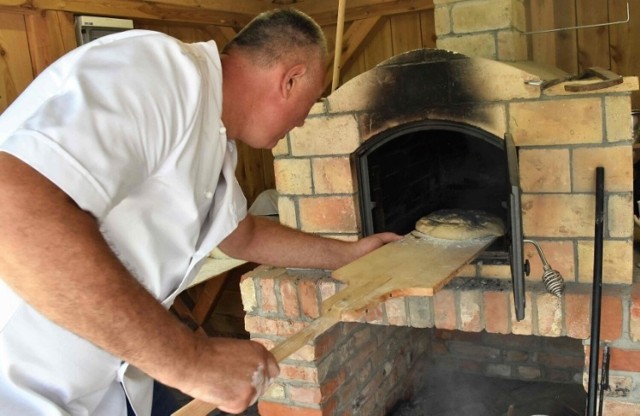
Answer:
[609, 0, 640, 108]
[363, 18, 393, 68]
[134, 21, 235, 46]
[528, 0, 577, 73]
[0, 12, 33, 112]
[576, 0, 611, 69]
[419, 10, 437, 48]
[25, 10, 76, 76]
[389, 12, 423, 55]
[339, 9, 435, 87]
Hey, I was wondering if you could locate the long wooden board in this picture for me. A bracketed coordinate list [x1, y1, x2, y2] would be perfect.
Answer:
[173, 234, 495, 416]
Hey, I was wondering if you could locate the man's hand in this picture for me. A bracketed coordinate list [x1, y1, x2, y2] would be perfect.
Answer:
[346, 232, 403, 261]
[177, 338, 279, 413]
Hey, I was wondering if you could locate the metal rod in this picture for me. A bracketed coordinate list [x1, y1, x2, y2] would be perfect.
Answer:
[598, 344, 611, 416]
[586, 167, 605, 416]
[522, 2, 630, 35]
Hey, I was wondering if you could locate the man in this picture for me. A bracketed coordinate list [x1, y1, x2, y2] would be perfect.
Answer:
[0, 8, 398, 416]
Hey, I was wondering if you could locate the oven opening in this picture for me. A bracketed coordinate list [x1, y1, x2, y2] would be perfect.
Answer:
[353, 120, 510, 262]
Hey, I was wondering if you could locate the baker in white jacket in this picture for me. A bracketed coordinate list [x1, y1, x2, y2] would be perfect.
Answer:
[0, 8, 399, 416]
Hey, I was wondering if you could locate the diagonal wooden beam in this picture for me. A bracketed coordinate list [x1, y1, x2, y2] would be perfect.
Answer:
[323, 15, 383, 92]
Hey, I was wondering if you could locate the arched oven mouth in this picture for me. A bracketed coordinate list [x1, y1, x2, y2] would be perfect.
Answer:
[352, 119, 509, 252]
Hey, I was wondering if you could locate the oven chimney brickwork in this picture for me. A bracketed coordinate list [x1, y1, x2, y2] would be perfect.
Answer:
[434, 0, 527, 61]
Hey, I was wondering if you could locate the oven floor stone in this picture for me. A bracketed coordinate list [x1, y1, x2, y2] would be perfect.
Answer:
[390, 366, 585, 416]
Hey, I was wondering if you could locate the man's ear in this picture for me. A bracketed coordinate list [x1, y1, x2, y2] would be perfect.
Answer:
[281, 63, 308, 99]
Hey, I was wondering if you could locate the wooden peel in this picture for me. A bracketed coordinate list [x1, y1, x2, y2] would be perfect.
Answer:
[172, 234, 495, 416]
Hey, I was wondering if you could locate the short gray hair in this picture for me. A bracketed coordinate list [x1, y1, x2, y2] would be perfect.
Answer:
[223, 8, 327, 67]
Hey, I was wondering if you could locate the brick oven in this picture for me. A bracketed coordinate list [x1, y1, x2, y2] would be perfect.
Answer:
[238, 1, 640, 415]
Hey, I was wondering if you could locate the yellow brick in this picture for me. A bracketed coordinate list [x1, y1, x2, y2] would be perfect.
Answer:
[577, 240, 633, 284]
[522, 194, 594, 237]
[605, 95, 633, 142]
[272, 136, 290, 157]
[497, 30, 527, 61]
[308, 99, 327, 116]
[455, 264, 477, 278]
[437, 33, 496, 59]
[478, 264, 512, 279]
[274, 158, 312, 195]
[312, 157, 355, 194]
[524, 240, 575, 282]
[608, 193, 634, 238]
[289, 115, 360, 156]
[572, 146, 633, 193]
[519, 148, 570, 192]
[434, 6, 451, 35]
[536, 293, 562, 337]
[277, 196, 297, 229]
[451, 0, 512, 33]
[263, 382, 286, 400]
[509, 98, 603, 145]
[239, 276, 257, 313]
[325, 69, 380, 114]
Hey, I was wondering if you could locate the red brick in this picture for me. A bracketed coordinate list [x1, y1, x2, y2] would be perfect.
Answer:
[258, 401, 324, 416]
[364, 304, 385, 324]
[602, 400, 640, 415]
[289, 385, 322, 404]
[484, 290, 510, 334]
[298, 196, 358, 233]
[564, 290, 590, 339]
[299, 279, 320, 319]
[459, 290, 482, 332]
[630, 284, 640, 341]
[319, 368, 347, 397]
[601, 294, 623, 341]
[434, 289, 457, 330]
[279, 363, 319, 382]
[259, 277, 278, 313]
[537, 293, 562, 337]
[244, 315, 307, 337]
[280, 278, 300, 318]
[385, 297, 408, 326]
[609, 347, 640, 372]
[511, 292, 533, 335]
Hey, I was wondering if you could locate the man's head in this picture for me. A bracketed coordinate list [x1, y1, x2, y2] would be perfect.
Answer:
[220, 8, 328, 149]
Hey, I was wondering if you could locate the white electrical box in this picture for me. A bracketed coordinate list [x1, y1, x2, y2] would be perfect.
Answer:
[75, 16, 134, 45]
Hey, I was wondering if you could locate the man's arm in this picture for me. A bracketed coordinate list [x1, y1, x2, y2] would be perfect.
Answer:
[0, 153, 277, 414]
[218, 214, 401, 270]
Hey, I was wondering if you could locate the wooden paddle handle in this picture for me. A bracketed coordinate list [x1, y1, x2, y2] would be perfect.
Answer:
[171, 314, 338, 416]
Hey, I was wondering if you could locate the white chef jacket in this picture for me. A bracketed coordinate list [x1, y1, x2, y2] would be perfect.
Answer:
[0, 30, 247, 415]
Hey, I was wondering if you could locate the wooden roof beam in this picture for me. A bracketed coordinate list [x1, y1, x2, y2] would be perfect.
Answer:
[293, 0, 435, 26]
[0, 0, 269, 26]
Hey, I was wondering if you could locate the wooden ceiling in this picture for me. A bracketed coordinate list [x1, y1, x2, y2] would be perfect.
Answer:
[0, 0, 434, 28]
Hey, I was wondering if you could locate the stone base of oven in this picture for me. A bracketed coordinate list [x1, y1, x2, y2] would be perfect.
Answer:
[241, 265, 640, 416]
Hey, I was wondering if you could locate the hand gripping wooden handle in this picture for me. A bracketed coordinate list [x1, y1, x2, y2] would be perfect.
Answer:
[171, 313, 339, 416]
